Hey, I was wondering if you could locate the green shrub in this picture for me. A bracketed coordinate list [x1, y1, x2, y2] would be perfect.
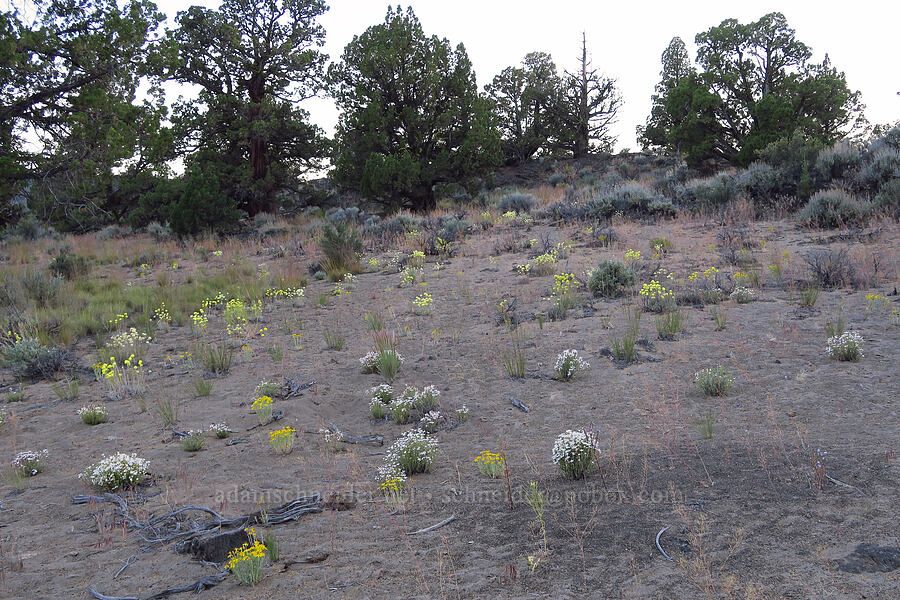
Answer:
[320, 223, 362, 281]
[20, 271, 63, 308]
[587, 260, 636, 298]
[798, 189, 870, 228]
[48, 248, 91, 280]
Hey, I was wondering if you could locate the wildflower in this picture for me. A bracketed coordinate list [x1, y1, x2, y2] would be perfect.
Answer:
[552, 430, 595, 479]
[269, 426, 296, 454]
[826, 331, 864, 361]
[474, 450, 505, 478]
[555, 349, 590, 381]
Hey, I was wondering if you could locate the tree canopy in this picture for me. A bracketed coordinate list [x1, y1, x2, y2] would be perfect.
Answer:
[640, 12, 865, 168]
[329, 6, 501, 211]
[164, 0, 330, 220]
[486, 52, 560, 165]
[1, 0, 166, 230]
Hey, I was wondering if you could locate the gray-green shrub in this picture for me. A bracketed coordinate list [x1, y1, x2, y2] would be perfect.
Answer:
[587, 260, 636, 298]
[798, 189, 870, 228]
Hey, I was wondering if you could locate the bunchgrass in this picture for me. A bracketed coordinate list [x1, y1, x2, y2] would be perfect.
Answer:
[710, 306, 727, 331]
[195, 343, 233, 375]
[323, 330, 344, 350]
[190, 379, 213, 397]
[655, 310, 684, 341]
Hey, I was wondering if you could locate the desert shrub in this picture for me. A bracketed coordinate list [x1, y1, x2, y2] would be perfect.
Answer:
[854, 148, 900, 193]
[584, 195, 614, 220]
[587, 260, 636, 297]
[694, 366, 734, 396]
[97, 224, 129, 240]
[319, 222, 362, 280]
[646, 198, 677, 217]
[3, 213, 56, 241]
[552, 430, 595, 479]
[798, 189, 870, 228]
[20, 270, 63, 308]
[48, 248, 91, 279]
[547, 173, 566, 186]
[757, 131, 823, 204]
[815, 141, 864, 185]
[826, 331, 864, 361]
[498, 192, 535, 214]
[2, 337, 68, 380]
[145, 221, 172, 241]
[540, 200, 587, 223]
[873, 178, 900, 218]
[677, 173, 738, 211]
[370, 213, 420, 237]
[737, 161, 778, 205]
[601, 182, 662, 215]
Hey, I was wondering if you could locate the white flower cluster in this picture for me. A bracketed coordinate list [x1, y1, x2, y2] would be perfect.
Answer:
[375, 461, 408, 487]
[359, 352, 379, 372]
[455, 404, 469, 420]
[208, 423, 230, 438]
[555, 349, 590, 381]
[420, 411, 442, 433]
[360, 349, 405, 373]
[385, 429, 438, 475]
[826, 331, 864, 361]
[551, 430, 596, 479]
[12, 449, 49, 476]
[80, 453, 149, 491]
[109, 327, 151, 350]
[730, 286, 755, 303]
[369, 384, 394, 404]
[415, 385, 441, 411]
[77, 404, 109, 418]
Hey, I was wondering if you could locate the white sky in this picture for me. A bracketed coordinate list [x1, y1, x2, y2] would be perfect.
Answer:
[157, 0, 899, 150]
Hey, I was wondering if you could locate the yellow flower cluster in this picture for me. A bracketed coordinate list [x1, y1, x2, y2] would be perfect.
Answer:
[252, 395, 273, 410]
[552, 272, 577, 297]
[225, 540, 267, 582]
[624, 249, 641, 263]
[639, 280, 675, 300]
[269, 426, 295, 454]
[190, 309, 208, 330]
[474, 450, 505, 478]
[412, 292, 433, 307]
[153, 303, 171, 323]
[269, 426, 295, 443]
[107, 312, 128, 330]
[378, 477, 405, 493]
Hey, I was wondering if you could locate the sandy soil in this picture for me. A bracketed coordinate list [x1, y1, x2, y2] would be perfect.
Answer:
[1, 216, 898, 599]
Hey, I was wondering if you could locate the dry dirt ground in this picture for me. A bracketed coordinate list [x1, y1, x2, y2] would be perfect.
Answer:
[1, 215, 898, 599]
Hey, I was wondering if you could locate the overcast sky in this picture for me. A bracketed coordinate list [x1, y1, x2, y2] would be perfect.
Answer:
[157, 0, 899, 150]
